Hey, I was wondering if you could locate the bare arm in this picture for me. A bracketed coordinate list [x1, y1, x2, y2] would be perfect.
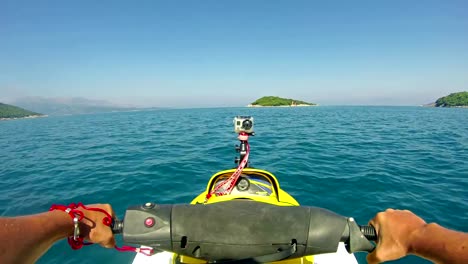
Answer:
[367, 209, 468, 264]
[409, 222, 468, 264]
[0, 204, 115, 264]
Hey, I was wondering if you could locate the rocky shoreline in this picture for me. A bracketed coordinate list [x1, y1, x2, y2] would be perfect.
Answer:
[0, 115, 47, 121]
[422, 104, 468, 108]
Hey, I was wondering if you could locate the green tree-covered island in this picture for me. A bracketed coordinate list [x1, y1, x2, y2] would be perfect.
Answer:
[0, 102, 45, 120]
[248, 96, 317, 107]
[433, 91, 468, 107]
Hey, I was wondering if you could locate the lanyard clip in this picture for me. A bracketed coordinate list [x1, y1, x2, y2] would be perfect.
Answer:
[73, 217, 80, 241]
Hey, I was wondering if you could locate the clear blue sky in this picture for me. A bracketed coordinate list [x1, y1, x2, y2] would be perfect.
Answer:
[1, 0, 467, 107]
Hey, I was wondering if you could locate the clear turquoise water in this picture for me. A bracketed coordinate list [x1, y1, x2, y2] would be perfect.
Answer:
[1, 106, 467, 264]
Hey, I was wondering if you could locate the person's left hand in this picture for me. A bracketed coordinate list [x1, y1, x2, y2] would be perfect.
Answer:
[79, 204, 116, 248]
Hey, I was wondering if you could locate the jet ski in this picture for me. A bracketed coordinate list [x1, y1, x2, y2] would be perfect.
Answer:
[118, 116, 375, 263]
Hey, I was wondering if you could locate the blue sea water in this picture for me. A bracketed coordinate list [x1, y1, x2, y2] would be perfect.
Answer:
[1, 106, 467, 264]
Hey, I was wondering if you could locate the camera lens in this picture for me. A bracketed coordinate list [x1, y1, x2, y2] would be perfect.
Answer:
[242, 119, 252, 129]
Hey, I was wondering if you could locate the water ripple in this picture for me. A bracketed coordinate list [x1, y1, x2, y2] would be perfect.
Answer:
[0, 106, 467, 264]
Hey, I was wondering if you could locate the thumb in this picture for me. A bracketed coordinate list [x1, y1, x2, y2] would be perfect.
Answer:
[366, 249, 381, 264]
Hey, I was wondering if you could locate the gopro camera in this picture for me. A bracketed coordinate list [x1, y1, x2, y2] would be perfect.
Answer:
[233, 116, 254, 134]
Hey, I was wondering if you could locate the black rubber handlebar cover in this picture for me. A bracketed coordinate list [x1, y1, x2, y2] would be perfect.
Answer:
[122, 201, 375, 262]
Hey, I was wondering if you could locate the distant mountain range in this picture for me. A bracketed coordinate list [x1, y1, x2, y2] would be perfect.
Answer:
[10, 97, 142, 115]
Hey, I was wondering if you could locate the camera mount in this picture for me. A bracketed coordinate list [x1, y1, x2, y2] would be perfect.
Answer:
[235, 131, 253, 167]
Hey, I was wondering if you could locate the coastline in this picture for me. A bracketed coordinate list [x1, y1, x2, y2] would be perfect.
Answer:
[421, 105, 468, 108]
[247, 104, 318, 107]
[0, 115, 48, 121]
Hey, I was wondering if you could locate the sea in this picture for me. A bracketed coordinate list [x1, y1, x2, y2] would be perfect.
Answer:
[1, 106, 467, 264]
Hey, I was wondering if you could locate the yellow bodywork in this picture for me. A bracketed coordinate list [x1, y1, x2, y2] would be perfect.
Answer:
[173, 168, 313, 264]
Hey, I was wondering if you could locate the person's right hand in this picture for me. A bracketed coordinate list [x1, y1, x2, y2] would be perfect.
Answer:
[366, 209, 427, 264]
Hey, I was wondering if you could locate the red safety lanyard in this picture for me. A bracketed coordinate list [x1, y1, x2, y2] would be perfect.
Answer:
[206, 133, 250, 201]
[50, 202, 153, 256]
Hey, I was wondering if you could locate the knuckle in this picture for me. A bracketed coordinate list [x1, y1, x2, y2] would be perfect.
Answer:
[376, 211, 385, 220]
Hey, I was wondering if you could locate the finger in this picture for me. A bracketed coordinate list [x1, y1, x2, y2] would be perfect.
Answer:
[367, 241, 391, 264]
[107, 204, 116, 219]
[101, 204, 116, 220]
[368, 224, 379, 243]
[101, 236, 116, 248]
[91, 227, 115, 246]
[366, 248, 381, 264]
[368, 217, 378, 229]
[88, 203, 113, 214]
[91, 204, 116, 222]
[368, 214, 381, 234]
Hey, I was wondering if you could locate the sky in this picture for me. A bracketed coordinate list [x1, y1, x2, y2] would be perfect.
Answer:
[1, 0, 467, 107]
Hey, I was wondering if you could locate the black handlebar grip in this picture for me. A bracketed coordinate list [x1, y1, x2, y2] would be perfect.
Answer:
[111, 219, 123, 234]
[359, 225, 377, 241]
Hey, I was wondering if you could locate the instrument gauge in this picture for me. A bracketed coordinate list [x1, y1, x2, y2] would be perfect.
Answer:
[236, 177, 250, 191]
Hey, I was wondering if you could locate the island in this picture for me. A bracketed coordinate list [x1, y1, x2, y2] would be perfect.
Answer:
[248, 96, 317, 107]
[433, 91, 468, 108]
[0, 102, 46, 120]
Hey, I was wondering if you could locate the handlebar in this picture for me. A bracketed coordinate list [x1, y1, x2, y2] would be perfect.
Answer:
[112, 201, 376, 262]
[360, 224, 378, 241]
[111, 219, 123, 234]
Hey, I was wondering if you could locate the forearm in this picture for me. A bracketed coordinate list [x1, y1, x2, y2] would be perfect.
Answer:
[0, 210, 73, 264]
[410, 223, 468, 264]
